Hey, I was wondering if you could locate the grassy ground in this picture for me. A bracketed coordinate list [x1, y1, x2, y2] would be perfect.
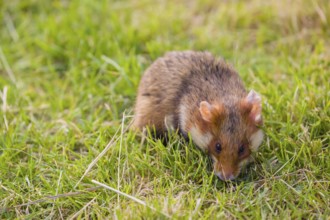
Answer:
[1, 0, 329, 219]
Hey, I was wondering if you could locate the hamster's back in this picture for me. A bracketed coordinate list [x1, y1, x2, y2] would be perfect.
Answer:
[133, 51, 244, 134]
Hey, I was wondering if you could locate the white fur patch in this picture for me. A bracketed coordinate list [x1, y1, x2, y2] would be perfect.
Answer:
[164, 114, 174, 131]
[189, 126, 212, 151]
[250, 129, 264, 152]
[179, 104, 188, 131]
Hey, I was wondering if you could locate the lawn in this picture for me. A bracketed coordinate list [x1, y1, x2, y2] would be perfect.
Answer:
[0, 0, 329, 219]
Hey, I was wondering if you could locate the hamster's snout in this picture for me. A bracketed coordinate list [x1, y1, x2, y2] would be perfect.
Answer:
[215, 171, 237, 181]
[213, 161, 239, 181]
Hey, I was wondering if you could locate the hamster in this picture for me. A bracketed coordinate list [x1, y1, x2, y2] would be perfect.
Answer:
[133, 51, 264, 181]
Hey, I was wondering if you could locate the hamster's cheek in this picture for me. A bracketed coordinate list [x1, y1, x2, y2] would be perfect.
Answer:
[211, 158, 218, 173]
[210, 155, 218, 163]
[214, 171, 225, 180]
[212, 163, 226, 180]
[211, 159, 220, 173]
[238, 157, 251, 169]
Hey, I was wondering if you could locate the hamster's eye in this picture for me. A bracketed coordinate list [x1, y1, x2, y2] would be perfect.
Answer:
[238, 145, 245, 156]
[215, 143, 222, 153]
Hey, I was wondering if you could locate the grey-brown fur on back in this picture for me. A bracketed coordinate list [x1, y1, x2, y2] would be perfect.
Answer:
[133, 51, 246, 135]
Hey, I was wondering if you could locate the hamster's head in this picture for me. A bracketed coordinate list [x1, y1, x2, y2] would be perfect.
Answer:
[198, 90, 263, 181]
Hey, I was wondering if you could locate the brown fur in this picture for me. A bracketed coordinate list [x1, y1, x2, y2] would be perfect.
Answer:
[133, 51, 263, 180]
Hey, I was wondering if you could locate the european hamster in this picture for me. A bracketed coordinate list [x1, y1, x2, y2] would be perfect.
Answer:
[133, 51, 264, 181]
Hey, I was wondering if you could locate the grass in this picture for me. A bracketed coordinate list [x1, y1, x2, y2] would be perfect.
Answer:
[0, 0, 329, 219]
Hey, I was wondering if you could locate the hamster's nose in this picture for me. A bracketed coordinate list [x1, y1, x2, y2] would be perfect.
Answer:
[225, 173, 235, 181]
[215, 172, 235, 181]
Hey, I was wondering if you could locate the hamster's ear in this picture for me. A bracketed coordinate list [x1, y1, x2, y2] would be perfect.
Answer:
[241, 90, 263, 126]
[199, 101, 213, 122]
[199, 101, 225, 122]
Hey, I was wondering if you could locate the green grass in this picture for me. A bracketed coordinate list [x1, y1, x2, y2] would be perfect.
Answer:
[1, 0, 329, 219]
